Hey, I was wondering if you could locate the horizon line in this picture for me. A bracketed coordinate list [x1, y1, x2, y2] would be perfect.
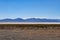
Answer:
[0, 17, 60, 19]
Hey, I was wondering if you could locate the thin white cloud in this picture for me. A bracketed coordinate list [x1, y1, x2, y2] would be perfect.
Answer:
[22, 17, 48, 19]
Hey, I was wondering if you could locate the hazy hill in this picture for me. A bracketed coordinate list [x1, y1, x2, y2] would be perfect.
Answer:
[0, 18, 60, 22]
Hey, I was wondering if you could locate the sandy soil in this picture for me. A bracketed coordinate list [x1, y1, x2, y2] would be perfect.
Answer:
[0, 29, 60, 40]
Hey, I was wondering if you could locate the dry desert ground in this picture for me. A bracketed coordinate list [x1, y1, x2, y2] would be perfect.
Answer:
[0, 28, 60, 40]
[0, 22, 60, 40]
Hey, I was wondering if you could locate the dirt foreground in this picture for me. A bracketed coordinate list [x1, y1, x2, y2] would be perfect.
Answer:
[0, 29, 60, 40]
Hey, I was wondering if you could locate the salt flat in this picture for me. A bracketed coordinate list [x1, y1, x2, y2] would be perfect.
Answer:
[0, 22, 60, 24]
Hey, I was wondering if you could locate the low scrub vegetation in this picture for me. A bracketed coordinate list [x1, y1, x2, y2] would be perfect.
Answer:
[0, 24, 60, 30]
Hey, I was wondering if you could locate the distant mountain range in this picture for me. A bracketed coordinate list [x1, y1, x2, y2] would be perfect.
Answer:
[0, 18, 60, 22]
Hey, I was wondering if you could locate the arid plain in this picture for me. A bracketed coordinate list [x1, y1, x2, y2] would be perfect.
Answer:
[0, 22, 60, 40]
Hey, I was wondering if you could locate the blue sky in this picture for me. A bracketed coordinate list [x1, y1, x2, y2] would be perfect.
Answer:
[0, 0, 60, 19]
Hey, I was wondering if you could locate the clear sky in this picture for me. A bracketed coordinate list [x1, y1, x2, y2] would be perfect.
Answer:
[0, 0, 60, 19]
